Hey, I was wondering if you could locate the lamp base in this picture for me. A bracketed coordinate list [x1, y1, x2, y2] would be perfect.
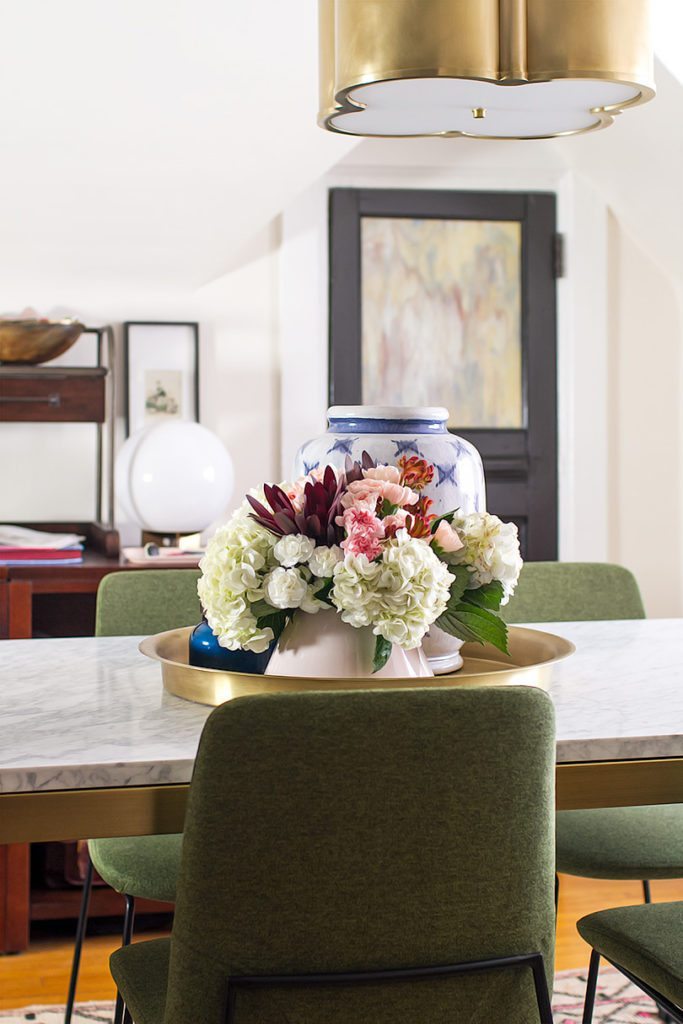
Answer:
[142, 530, 202, 551]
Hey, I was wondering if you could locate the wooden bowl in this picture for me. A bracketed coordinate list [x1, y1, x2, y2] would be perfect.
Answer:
[0, 319, 85, 364]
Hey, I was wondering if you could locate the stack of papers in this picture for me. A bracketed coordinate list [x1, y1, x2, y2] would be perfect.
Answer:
[0, 525, 85, 565]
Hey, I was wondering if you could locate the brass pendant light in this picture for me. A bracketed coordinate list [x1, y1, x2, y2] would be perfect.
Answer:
[318, 0, 655, 139]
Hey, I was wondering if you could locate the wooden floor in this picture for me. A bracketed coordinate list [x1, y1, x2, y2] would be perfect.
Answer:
[1, 874, 683, 1010]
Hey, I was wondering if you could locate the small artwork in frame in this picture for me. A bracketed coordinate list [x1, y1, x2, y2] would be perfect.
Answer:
[124, 322, 199, 436]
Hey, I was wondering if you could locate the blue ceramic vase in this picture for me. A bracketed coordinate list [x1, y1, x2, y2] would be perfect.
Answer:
[294, 405, 486, 516]
[189, 620, 273, 674]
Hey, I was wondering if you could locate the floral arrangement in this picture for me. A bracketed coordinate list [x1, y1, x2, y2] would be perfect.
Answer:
[198, 454, 522, 672]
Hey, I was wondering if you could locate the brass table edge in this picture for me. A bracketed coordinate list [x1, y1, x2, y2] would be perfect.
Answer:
[1, 758, 682, 843]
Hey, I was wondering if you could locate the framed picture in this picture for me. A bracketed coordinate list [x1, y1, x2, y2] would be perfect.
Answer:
[124, 322, 199, 435]
[328, 187, 558, 560]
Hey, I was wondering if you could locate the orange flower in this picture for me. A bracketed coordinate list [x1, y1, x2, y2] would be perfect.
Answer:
[402, 495, 436, 539]
[405, 514, 433, 539]
[398, 456, 435, 491]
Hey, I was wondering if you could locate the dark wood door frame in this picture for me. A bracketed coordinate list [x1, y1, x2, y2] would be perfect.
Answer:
[328, 187, 558, 560]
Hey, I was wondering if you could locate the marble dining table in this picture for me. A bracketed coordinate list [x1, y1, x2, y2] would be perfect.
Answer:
[1, 618, 683, 845]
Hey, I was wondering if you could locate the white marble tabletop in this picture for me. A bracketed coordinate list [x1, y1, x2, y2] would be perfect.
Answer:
[1, 619, 682, 795]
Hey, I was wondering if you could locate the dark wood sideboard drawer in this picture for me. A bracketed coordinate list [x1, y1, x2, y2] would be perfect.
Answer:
[0, 370, 106, 423]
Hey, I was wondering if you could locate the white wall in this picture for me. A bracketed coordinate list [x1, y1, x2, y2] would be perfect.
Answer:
[0, 223, 282, 533]
[607, 216, 683, 615]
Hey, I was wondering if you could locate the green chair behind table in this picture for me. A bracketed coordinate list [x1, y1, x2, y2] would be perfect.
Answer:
[110, 686, 557, 1024]
[503, 563, 683, 910]
[578, 901, 683, 1022]
[65, 570, 201, 1024]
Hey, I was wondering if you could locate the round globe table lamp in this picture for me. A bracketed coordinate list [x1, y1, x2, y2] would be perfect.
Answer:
[115, 420, 234, 546]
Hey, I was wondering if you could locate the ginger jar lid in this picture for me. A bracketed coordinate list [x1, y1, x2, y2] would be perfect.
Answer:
[328, 405, 449, 422]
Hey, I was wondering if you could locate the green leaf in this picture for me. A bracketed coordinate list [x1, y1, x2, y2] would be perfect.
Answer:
[373, 635, 393, 673]
[430, 509, 457, 533]
[255, 608, 289, 642]
[454, 605, 509, 654]
[435, 610, 483, 645]
[434, 566, 479, 643]
[313, 578, 335, 606]
[380, 499, 398, 516]
[250, 599, 275, 619]
[443, 565, 471, 608]
[435, 585, 509, 653]
[461, 580, 504, 612]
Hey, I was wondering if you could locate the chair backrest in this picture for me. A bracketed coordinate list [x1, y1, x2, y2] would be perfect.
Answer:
[95, 569, 201, 636]
[501, 561, 645, 624]
[165, 686, 556, 1024]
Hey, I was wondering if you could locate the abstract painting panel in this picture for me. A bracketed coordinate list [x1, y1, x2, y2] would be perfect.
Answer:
[360, 217, 523, 428]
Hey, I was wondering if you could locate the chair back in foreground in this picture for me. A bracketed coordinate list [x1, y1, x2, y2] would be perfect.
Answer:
[95, 569, 201, 636]
[166, 686, 556, 1024]
[501, 561, 645, 624]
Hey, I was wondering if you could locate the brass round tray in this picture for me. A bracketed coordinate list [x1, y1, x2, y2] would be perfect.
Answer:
[139, 626, 575, 707]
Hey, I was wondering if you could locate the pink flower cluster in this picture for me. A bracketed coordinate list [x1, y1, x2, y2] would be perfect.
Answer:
[339, 506, 385, 560]
[332, 461, 464, 561]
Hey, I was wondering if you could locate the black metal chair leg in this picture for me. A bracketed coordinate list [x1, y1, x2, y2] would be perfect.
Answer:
[641, 878, 672, 1020]
[64, 855, 94, 1024]
[530, 953, 553, 1024]
[555, 874, 560, 916]
[582, 949, 601, 1024]
[113, 896, 136, 1024]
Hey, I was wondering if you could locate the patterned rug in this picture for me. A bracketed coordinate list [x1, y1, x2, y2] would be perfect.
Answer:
[0, 968, 662, 1023]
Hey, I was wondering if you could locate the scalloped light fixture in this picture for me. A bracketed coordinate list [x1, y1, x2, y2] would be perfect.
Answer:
[318, 0, 655, 140]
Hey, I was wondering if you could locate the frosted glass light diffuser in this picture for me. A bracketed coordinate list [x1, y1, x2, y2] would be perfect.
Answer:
[319, 0, 655, 140]
[116, 420, 234, 533]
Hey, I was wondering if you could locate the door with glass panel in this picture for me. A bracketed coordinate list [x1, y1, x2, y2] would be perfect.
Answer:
[328, 187, 558, 560]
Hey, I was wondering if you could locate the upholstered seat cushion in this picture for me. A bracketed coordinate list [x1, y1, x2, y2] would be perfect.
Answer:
[89, 834, 182, 902]
[578, 901, 683, 1009]
[111, 937, 169, 1024]
[556, 805, 683, 879]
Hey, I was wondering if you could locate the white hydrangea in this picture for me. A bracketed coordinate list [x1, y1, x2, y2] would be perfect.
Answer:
[273, 533, 316, 568]
[263, 566, 309, 610]
[332, 529, 453, 650]
[308, 544, 344, 578]
[448, 512, 522, 604]
[198, 502, 277, 653]
[300, 583, 331, 615]
[331, 553, 382, 629]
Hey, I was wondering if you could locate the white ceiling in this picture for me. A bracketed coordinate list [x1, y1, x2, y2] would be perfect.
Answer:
[0, 2, 680, 294]
[0, 1, 356, 290]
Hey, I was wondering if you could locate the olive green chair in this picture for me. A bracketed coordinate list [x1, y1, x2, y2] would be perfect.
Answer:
[579, 902, 683, 1022]
[503, 563, 683, 905]
[500, 562, 646, 625]
[65, 570, 201, 1024]
[111, 687, 557, 1024]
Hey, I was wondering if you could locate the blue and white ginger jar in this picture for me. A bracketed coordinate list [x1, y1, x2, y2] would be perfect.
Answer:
[294, 406, 486, 517]
[294, 406, 487, 674]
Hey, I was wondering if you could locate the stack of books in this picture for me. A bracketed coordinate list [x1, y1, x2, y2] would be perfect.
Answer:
[0, 525, 85, 565]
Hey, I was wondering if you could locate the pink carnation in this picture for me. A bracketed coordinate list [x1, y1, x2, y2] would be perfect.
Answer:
[339, 507, 385, 561]
[341, 475, 419, 512]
